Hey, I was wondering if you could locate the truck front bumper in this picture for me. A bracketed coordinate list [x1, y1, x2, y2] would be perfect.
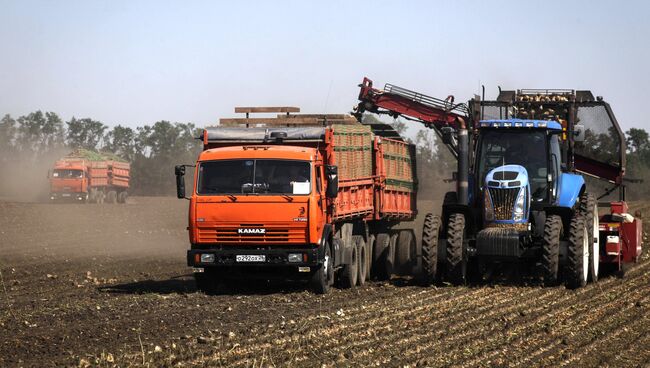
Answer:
[50, 192, 86, 201]
[187, 245, 321, 268]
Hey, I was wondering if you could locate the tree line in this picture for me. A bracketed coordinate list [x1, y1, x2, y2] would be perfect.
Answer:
[0, 110, 648, 199]
[0, 111, 201, 196]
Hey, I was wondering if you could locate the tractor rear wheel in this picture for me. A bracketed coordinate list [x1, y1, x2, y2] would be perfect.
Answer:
[372, 233, 390, 280]
[446, 213, 467, 285]
[541, 215, 562, 285]
[421, 214, 441, 285]
[566, 213, 589, 289]
[580, 193, 599, 283]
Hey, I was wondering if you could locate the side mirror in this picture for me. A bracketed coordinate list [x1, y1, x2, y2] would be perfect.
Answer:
[175, 165, 186, 199]
[573, 124, 586, 142]
[325, 165, 339, 199]
[441, 126, 454, 145]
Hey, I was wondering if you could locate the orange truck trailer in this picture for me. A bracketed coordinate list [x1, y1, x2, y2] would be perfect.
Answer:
[49, 153, 130, 204]
[175, 108, 417, 294]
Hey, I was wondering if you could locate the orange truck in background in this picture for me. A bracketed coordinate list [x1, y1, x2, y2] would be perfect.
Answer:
[49, 152, 130, 204]
[176, 108, 417, 294]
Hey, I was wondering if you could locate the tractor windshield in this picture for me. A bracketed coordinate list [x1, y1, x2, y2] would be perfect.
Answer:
[477, 130, 549, 201]
[197, 159, 311, 195]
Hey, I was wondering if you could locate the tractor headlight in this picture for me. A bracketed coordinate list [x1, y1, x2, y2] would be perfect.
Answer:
[484, 187, 494, 222]
[513, 187, 526, 221]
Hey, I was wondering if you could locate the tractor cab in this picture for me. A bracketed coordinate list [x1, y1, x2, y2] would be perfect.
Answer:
[475, 119, 569, 227]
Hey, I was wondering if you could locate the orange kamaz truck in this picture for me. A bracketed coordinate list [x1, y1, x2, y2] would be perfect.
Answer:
[176, 108, 417, 294]
[49, 150, 130, 203]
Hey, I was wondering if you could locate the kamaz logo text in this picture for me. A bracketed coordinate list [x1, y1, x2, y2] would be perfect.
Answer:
[238, 228, 266, 234]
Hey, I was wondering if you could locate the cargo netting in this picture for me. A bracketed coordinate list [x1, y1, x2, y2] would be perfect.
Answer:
[332, 124, 373, 180]
[382, 138, 415, 192]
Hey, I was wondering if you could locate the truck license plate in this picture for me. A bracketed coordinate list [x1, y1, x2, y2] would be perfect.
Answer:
[236, 255, 266, 262]
[62, 193, 71, 197]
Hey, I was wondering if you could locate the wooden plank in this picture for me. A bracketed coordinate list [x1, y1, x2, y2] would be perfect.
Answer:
[219, 117, 359, 127]
[234, 107, 300, 113]
[279, 114, 352, 120]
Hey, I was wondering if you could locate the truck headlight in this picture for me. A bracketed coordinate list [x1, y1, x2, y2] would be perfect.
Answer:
[288, 253, 302, 263]
[200, 253, 215, 263]
[484, 187, 494, 222]
[513, 187, 526, 221]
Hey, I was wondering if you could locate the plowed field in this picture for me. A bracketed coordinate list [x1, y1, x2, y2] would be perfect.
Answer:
[1, 198, 648, 367]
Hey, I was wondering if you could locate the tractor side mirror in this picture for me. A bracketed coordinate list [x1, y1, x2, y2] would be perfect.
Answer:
[573, 124, 586, 142]
[441, 126, 454, 145]
[325, 165, 339, 199]
[175, 165, 187, 199]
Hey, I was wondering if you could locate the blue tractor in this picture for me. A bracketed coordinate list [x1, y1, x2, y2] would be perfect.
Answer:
[356, 80, 634, 288]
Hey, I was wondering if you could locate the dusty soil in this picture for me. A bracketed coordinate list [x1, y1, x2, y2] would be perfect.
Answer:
[0, 197, 648, 367]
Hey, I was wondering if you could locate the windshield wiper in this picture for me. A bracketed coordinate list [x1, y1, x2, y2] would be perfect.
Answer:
[279, 193, 294, 202]
[227, 194, 237, 202]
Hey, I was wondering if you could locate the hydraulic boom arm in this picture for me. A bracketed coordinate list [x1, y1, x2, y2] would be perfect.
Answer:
[354, 77, 470, 156]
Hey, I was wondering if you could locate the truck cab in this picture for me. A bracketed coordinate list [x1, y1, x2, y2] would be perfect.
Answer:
[49, 162, 88, 201]
[186, 145, 329, 272]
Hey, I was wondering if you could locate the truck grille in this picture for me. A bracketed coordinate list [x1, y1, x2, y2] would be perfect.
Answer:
[197, 226, 307, 244]
[488, 187, 520, 221]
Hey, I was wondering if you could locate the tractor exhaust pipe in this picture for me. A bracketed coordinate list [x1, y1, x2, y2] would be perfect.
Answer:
[457, 118, 469, 206]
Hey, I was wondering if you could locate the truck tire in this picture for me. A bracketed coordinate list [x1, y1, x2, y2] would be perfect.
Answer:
[385, 233, 398, 278]
[580, 193, 599, 282]
[372, 233, 390, 280]
[354, 236, 367, 286]
[106, 190, 117, 204]
[421, 214, 441, 285]
[311, 243, 334, 294]
[446, 213, 467, 285]
[339, 242, 358, 289]
[366, 235, 373, 281]
[565, 214, 589, 289]
[96, 191, 105, 204]
[117, 191, 128, 204]
[396, 229, 414, 275]
[541, 215, 562, 285]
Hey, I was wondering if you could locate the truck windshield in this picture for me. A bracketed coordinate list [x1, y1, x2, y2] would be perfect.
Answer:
[477, 130, 548, 201]
[197, 159, 311, 195]
[52, 169, 83, 179]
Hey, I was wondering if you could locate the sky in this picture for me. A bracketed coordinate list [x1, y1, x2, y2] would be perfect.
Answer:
[0, 0, 648, 131]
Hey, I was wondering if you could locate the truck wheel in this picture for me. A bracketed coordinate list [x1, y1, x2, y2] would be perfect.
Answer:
[396, 230, 414, 275]
[339, 242, 358, 289]
[541, 215, 562, 285]
[311, 243, 334, 294]
[365, 235, 373, 281]
[372, 233, 390, 280]
[580, 193, 599, 282]
[97, 191, 105, 204]
[117, 191, 126, 204]
[565, 214, 589, 289]
[421, 214, 441, 285]
[354, 236, 367, 286]
[446, 213, 467, 285]
[385, 233, 398, 278]
[106, 191, 117, 204]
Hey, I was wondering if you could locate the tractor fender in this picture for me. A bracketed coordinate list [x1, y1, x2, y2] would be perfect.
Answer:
[556, 173, 585, 209]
